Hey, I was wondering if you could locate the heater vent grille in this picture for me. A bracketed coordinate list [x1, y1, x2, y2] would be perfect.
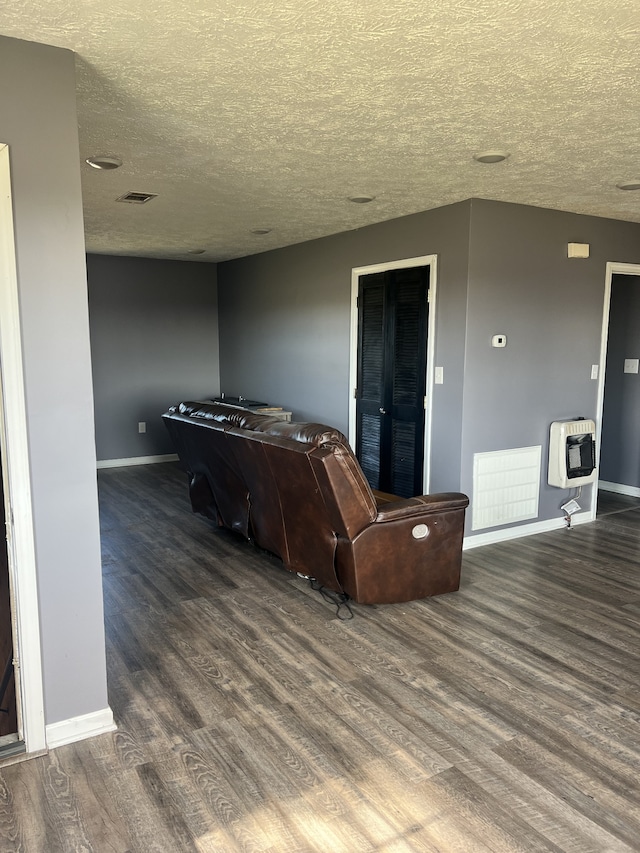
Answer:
[548, 419, 596, 487]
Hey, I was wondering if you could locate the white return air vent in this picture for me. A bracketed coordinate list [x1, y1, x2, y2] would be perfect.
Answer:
[472, 445, 541, 530]
[116, 191, 158, 204]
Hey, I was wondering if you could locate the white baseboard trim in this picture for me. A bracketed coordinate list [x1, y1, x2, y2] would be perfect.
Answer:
[463, 510, 592, 550]
[97, 453, 179, 470]
[598, 480, 640, 498]
[46, 707, 116, 749]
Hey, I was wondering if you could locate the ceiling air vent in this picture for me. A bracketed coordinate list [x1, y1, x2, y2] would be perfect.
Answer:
[116, 191, 157, 204]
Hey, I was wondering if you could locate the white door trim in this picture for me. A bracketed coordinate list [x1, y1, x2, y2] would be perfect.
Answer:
[349, 254, 437, 494]
[0, 144, 46, 752]
[592, 261, 640, 521]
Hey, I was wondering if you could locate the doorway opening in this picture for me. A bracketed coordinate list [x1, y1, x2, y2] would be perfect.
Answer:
[349, 255, 437, 497]
[593, 261, 640, 520]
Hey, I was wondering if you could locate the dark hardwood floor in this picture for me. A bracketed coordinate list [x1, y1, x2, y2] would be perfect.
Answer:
[0, 465, 639, 852]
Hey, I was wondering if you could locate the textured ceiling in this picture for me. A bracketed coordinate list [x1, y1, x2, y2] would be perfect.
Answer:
[2, 0, 640, 261]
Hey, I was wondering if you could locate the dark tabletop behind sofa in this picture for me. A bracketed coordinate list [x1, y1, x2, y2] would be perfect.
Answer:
[163, 401, 469, 605]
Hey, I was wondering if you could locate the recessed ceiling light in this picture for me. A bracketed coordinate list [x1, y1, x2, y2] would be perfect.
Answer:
[250, 228, 272, 235]
[348, 195, 375, 204]
[616, 180, 640, 191]
[473, 150, 510, 164]
[188, 248, 206, 255]
[85, 155, 122, 170]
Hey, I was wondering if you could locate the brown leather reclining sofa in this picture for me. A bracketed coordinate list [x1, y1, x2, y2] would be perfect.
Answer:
[163, 401, 469, 605]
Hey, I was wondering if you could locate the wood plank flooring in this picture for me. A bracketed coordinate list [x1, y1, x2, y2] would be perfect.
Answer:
[0, 466, 639, 852]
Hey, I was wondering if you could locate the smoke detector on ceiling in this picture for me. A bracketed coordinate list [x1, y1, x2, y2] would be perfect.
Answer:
[116, 191, 157, 204]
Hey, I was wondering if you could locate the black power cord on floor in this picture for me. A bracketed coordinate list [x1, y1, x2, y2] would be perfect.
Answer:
[309, 579, 354, 620]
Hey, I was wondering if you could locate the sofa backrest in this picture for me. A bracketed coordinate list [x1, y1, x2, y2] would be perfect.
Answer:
[239, 423, 378, 562]
[163, 410, 252, 536]
[231, 419, 355, 590]
[309, 442, 378, 538]
[164, 402, 378, 592]
[223, 427, 289, 563]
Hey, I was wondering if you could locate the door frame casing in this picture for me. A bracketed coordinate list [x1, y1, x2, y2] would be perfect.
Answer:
[593, 260, 640, 520]
[0, 143, 46, 753]
[349, 254, 437, 495]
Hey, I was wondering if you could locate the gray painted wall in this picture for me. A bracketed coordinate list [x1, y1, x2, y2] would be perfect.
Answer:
[464, 200, 640, 528]
[87, 254, 219, 461]
[218, 196, 640, 533]
[218, 201, 471, 493]
[600, 274, 640, 488]
[1, 36, 108, 724]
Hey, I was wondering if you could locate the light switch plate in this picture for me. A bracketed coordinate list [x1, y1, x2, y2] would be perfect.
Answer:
[624, 358, 639, 374]
[434, 366, 444, 385]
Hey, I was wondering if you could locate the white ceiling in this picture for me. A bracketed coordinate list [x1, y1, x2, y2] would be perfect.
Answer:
[3, 0, 640, 262]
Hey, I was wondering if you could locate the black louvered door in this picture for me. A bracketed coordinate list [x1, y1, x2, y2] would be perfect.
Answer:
[355, 266, 429, 498]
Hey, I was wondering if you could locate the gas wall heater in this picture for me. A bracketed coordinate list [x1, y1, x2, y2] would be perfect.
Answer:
[548, 419, 597, 488]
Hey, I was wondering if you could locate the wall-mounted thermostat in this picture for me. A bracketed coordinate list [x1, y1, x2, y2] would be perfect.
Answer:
[491, 334, 507, 348]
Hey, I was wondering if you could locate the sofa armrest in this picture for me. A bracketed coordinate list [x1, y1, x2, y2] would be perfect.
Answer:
[375, 492, 469, 523]
[337, 493, 469, 603]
